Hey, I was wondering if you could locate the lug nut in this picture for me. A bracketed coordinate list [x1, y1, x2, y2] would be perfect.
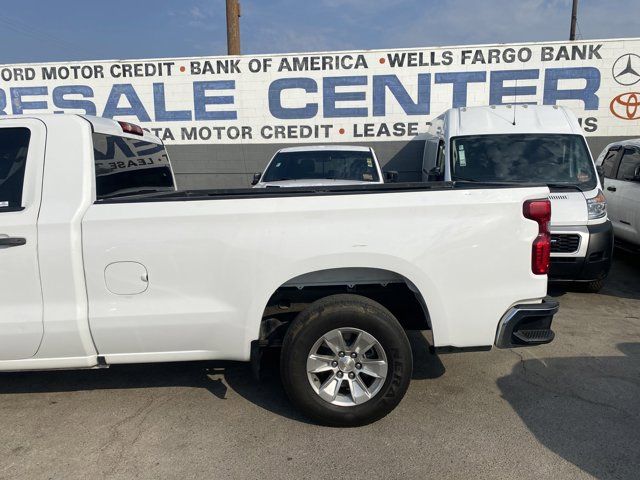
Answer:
[331, 361, 338, 367]
[348, 372, 355, 379]
[338, 351, 345, 357]
[355, 363, 362, 369]
[336, 371, 344, 378]
[350, 352, 357, 358]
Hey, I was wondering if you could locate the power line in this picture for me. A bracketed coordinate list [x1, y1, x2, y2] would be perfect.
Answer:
[576, 19, 583, 40]
[0, 14, 94, 60]
[3, 14, 92, 54]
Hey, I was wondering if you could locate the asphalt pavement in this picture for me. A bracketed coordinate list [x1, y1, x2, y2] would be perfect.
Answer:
[1, 251, 638, 480]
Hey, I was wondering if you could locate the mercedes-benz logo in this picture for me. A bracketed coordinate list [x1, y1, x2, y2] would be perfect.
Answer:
[612, 53, 640, 86]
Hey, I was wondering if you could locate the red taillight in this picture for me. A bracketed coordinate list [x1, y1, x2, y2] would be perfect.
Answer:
[118, 121, 144, 136]
[523, 199, 552, 275]
[531, 234, 551, 275]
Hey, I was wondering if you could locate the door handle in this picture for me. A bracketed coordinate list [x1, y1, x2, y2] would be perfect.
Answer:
[607, 186, 616, 192]
[0, 236, 27, 247]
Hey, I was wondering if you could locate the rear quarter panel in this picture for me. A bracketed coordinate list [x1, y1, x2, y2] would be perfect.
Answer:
[81, 186, 548, 360]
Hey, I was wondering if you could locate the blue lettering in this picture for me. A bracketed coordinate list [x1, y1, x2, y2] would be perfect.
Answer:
[11, 86, 48, 114]
[489, 70, 538, 105]
[153, 83, 192, 121]
[52, 85, 96, 115]
[323, 76, 367, 118]
[193, 81, 237, 121]
[543, 67, 600, 110]
[269, 78, 318, 119]
[372, 74, 431, 116]
[102, 84, 151, 121]
[435, 72, 486, 108]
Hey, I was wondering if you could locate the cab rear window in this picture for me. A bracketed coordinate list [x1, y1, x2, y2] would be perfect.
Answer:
[92, 134, 175, 199]
[0, 128, 31, 210]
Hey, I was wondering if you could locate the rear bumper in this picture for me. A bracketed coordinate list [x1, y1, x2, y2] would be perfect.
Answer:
[549, 221, 613, 282]
[495, 297, 559, 349]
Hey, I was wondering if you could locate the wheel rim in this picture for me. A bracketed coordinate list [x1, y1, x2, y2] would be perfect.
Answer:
[306, 327, 388, 407]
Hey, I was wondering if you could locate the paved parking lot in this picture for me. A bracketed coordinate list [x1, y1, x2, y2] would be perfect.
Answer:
[1, 251, 638, 480]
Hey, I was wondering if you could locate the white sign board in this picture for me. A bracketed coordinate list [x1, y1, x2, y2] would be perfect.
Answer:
[1, 38, 639, 144]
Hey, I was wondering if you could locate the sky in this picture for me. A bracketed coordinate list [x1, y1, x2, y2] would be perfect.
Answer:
[0, 0, 638, 64]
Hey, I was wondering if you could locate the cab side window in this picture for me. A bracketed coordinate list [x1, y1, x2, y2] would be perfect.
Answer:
[0, 128, 31, 211]
[617, 148, 640, 181]
[601, 148, 620, 179]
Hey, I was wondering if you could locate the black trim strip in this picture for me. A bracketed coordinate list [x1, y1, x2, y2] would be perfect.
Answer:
[94, 180, 548, 204]
[430, 345, 493, 354]
[0, 206, 26, 213]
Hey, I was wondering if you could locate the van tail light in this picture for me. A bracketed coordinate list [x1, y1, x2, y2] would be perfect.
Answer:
[118, 121, 144, 136]
[523, 199, 552, 275]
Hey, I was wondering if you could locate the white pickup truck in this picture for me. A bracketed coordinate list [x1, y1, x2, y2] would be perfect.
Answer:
[0, 114, 558, 426]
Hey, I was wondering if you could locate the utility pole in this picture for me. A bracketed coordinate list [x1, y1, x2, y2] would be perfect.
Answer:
[569, 0, 579, 40]
[226, 0, 241, 55]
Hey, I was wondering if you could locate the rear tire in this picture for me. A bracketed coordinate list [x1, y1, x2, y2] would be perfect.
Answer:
[280, 294, 412, 427]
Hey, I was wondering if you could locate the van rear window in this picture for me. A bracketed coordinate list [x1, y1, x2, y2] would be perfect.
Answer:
[92, 134, 175, 200]
[0, 128, 31, 210]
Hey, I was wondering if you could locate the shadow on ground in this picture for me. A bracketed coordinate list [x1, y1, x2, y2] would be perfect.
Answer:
[497, 343, 640, 480]
[0, 330, 441, 425]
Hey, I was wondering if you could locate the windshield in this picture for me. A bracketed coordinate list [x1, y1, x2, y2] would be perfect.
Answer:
[450, 134, 597, 190]
[93, 133, 175, 199]
[262, 150, 380, 183]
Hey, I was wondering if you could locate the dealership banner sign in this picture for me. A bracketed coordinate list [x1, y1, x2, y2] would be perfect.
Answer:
[0, 38, 639, 144]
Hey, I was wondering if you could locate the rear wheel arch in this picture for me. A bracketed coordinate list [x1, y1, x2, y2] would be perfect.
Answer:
[253, 267, 435, 348]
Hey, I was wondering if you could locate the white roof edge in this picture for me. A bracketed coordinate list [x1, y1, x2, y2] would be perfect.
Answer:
[81, 115, 163, 144]
[277, 145, 372, 153]
[0, 113, 162, 144]
[443, 104, 582, 137]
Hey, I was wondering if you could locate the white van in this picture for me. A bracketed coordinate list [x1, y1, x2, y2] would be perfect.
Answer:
[595, 139, 640, 250]
[422, 105, 613, 292]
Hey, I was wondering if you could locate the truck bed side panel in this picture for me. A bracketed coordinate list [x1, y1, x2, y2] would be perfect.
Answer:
[81, 186, 548, 361]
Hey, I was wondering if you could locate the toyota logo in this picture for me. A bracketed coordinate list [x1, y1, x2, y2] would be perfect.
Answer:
[610, 92, 640, 120]
[612, 53, 640, 86]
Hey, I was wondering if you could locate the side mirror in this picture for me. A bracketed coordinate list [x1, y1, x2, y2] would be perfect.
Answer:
[633, 165, 640, 182]
[384, 170, 399, 183]
[251, 172, 262, 186]
[596, 165, 605, 186]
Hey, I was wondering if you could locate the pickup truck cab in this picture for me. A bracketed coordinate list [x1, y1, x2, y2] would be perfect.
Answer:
[596, 139, 640, 250]
[252, 145, 395, 188]
[422, 105, 613, 292]
[0, 114, 558, 426]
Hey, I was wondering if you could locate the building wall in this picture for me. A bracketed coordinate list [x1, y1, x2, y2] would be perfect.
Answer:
[167, 139, 426, 189]
[168, 135, 636, 190]
[1, 37, 639, 189]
